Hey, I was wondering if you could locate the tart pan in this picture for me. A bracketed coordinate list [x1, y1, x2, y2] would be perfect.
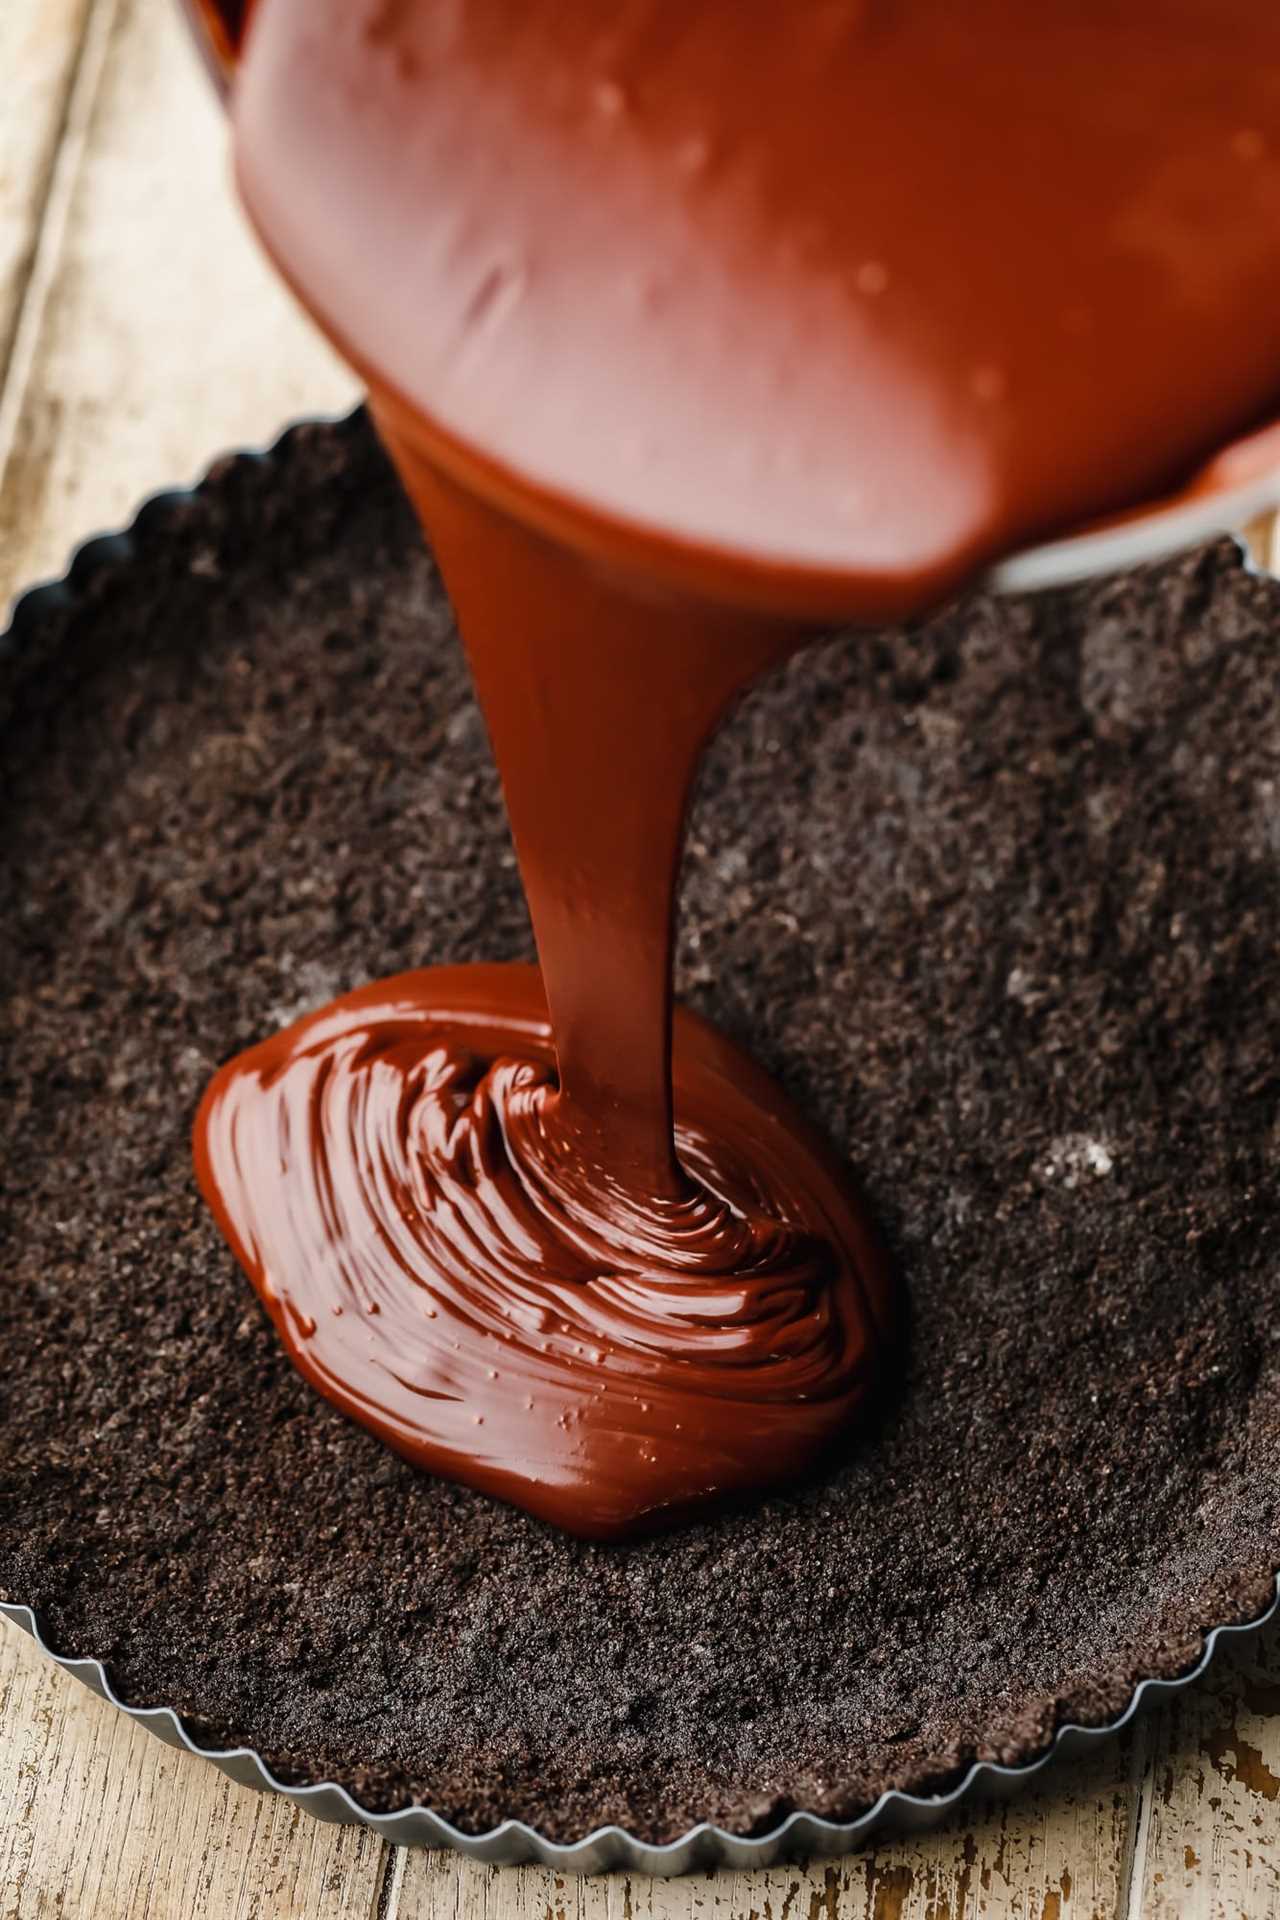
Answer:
[2, 411, 1279, 1875]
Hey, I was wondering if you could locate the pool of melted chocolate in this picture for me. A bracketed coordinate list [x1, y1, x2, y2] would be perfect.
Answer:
[196, 966, 887, 1536]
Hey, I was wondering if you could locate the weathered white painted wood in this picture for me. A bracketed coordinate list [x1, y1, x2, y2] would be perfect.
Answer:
[0, 0, 356, 609]
[1131, 1619, 1280, 1920]
[1243, 511, 1280, 576]
[0, 1620, 391, 1920]
[0, 0, 94, 385]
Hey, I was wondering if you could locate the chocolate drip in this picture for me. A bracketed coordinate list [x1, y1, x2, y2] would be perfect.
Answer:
[196, 447, 891, 1535]
[194, 0, 1280, 1533]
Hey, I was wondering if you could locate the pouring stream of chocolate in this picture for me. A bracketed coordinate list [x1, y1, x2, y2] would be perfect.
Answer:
[194, 0, 1280, 1536]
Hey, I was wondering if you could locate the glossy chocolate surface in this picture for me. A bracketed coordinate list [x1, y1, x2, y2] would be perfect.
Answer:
[196, 967, 888, 1537]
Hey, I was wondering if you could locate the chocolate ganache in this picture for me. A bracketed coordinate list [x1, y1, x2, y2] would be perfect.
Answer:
[193, 0, 1280, 1536]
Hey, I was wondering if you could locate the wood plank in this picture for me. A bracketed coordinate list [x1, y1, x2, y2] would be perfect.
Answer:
[1130, 1615, 1280, 1920]
[0, 0, 94, 388]
[389, 1732, 1141, 1920]
[0, 0, 356, 611]
[1242, 511, 1280, 577]
[0, 1619, 390, 1920]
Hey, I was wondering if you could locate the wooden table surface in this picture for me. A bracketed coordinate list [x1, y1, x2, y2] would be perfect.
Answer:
[4, 5, 1280, 1915]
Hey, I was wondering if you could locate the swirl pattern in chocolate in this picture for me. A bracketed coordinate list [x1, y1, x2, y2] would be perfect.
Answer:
[195, 966, 889, 1537]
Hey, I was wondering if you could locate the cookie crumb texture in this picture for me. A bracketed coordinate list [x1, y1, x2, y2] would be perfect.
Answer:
[2, 415, 1277, 1843]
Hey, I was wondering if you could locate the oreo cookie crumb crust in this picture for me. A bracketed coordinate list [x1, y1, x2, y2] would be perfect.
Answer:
[1, 413, 1277, 1843]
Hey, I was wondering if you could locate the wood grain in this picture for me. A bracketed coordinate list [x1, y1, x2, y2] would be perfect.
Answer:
[2, 0, 1280, 1914]
[0, 1621, 391, 1920]
[1133, 1620, 1280, 1920]
[0, 0, 94, 392]
[0, 0, 355, 610]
